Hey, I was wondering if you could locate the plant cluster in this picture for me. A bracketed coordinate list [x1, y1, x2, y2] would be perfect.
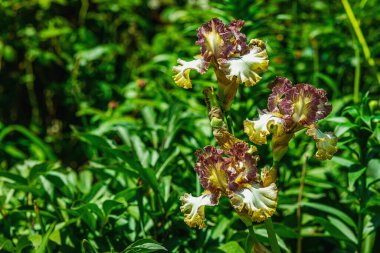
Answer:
[173, 18, 338, 251]
[1, 1, 380, 252]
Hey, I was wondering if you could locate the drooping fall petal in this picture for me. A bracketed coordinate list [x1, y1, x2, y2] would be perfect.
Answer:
[229, 182, 278, 223]
[219, 39, 268, 86]
[172, 58, 208, 89]
[306, 125, 338, 160]
[180, 191, 220, 229]
[244, 112, 285, 145]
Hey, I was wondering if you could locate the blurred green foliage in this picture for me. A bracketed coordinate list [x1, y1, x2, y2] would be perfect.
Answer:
[0, 0, 379, 252]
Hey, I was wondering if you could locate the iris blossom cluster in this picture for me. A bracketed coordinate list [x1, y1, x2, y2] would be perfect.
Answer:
[173, 18, 338, 229]
[244, 77, 338, 162]
[172, 18, 268, 110]
[180, 143, 277, 228]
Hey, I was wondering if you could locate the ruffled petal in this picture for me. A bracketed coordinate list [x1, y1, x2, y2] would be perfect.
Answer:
[219, 39, 268, 86]
[226, 20, 247, 55]
[306, 126, 338, 160]
[196, 18, 230, 61]
[180, 191, 220, 229]
[268, 76, 293, 112]
[229, 182, 278, 223]
[244, 112, 285, 145]
[194, 146, 229, 193]
[281, 83, 332, 126]
[226, 142, 258, 190]
[172, 58, 208, 89]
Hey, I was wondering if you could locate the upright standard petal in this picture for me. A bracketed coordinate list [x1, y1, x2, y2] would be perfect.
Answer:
[244, 112, 285, 145]
[196, 18, 230, 61]
[219, 39, 268, 86]
[172, 58, 208, 89]
[180, 191, 220, 228]
[306, 126, 338, 160]
[267, 76, 293, 112]
[229, 182, 278, 223]
[194, 146, 229, 193]
[226, 20, 247, 55]
[226, 142, 258, 190]
[281, 83, 332, 127]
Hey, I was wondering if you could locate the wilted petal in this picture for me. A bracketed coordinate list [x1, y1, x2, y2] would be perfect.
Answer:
[172, 58, 208, 89]
[230, 182, 278, 223]
[213, 128, 241, 151]
[244, 112, 285, 145]
[219, 39, 268, 86]
[180, 191, 220, 229]
[306, 126, 338, 160]
[194, 146, 229, 193]
[196, 18, 230, 61]
[260, 166, 277, 187]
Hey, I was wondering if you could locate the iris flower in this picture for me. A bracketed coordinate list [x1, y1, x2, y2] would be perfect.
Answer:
[173, 18, 268, 110]
[180, 143, 278, 228]
[244, 77, 338, 161]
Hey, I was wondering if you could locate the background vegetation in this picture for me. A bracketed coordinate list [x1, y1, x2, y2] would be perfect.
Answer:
[0, 0, 379, 252]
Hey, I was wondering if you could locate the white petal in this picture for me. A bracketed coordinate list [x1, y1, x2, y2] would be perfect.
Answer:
[230, 183, 278, 223]
[220, 47, 268, 86]
[244, 113, 284, 145]
[180, 192, 218, 228]
[172, 58, 207, 89]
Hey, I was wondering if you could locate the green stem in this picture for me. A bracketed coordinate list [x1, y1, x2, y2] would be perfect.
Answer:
[245, 225, 256, 253]
[296, 156, 308, 253]
[264, 218, 281, 253]
[342, 0, 380, 85]
[354, 44, 361, 103]
[357, 129, 370, 252]
[225, 111, 235, 135]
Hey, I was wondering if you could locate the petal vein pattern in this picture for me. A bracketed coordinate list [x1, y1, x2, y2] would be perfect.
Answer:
[220, 43, 268, 86]
[230, 183, 278, 223]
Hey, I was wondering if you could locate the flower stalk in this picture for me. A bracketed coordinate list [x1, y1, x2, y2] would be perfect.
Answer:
[173, 17, 337, 252]
[264, 218, 281, 253]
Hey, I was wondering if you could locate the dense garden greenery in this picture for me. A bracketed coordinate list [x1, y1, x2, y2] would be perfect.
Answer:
[0, 0, 379, 252]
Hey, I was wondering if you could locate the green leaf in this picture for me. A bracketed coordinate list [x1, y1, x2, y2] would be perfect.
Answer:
[0, 171, 28, 185]
[82, 239, 98, 253]
[348, 165, 366, 190]
[273, 224, 298, 239]
[314, 217, 354, 243]
[327, 216, 357, 244]
[218, 241, 244, 253]
[331, 156, 356, 167]
[302, 202, 356, 229]
[0, 125, 56, 160]
[0, 239, 14, 252]
[35, 222, 56, 253]
[103, 200, 123, 217]
[122, 239, 167, 253]
[16, 236, 32, 252]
